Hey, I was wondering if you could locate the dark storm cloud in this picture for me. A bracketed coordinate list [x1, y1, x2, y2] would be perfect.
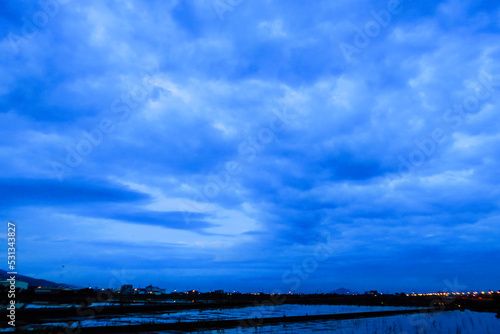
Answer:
[0, 177, 150, 208]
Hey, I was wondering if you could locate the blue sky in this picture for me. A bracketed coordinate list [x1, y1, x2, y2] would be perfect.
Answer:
[1, 0, 500, 293]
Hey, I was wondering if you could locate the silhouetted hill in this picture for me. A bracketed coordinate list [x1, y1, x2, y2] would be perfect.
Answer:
[0, 269, 75, 288]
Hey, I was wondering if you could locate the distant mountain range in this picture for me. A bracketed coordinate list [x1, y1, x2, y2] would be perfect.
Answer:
[330, 287, 358, 295]
[0, 269, 76, 288]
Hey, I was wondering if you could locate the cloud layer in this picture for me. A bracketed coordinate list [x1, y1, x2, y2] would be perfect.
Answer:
[1, 0, 500, 293]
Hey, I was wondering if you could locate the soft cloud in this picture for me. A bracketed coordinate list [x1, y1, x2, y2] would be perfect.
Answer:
[1, 0, 500, 292]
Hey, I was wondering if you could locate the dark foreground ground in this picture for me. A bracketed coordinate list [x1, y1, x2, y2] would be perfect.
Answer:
[1, 290, 499, 333]
[20, 308, 440, 333]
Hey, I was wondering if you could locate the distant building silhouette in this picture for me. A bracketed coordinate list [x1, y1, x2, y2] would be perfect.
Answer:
[145, 285, 163, 295]
[120, 284, 133, 294]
